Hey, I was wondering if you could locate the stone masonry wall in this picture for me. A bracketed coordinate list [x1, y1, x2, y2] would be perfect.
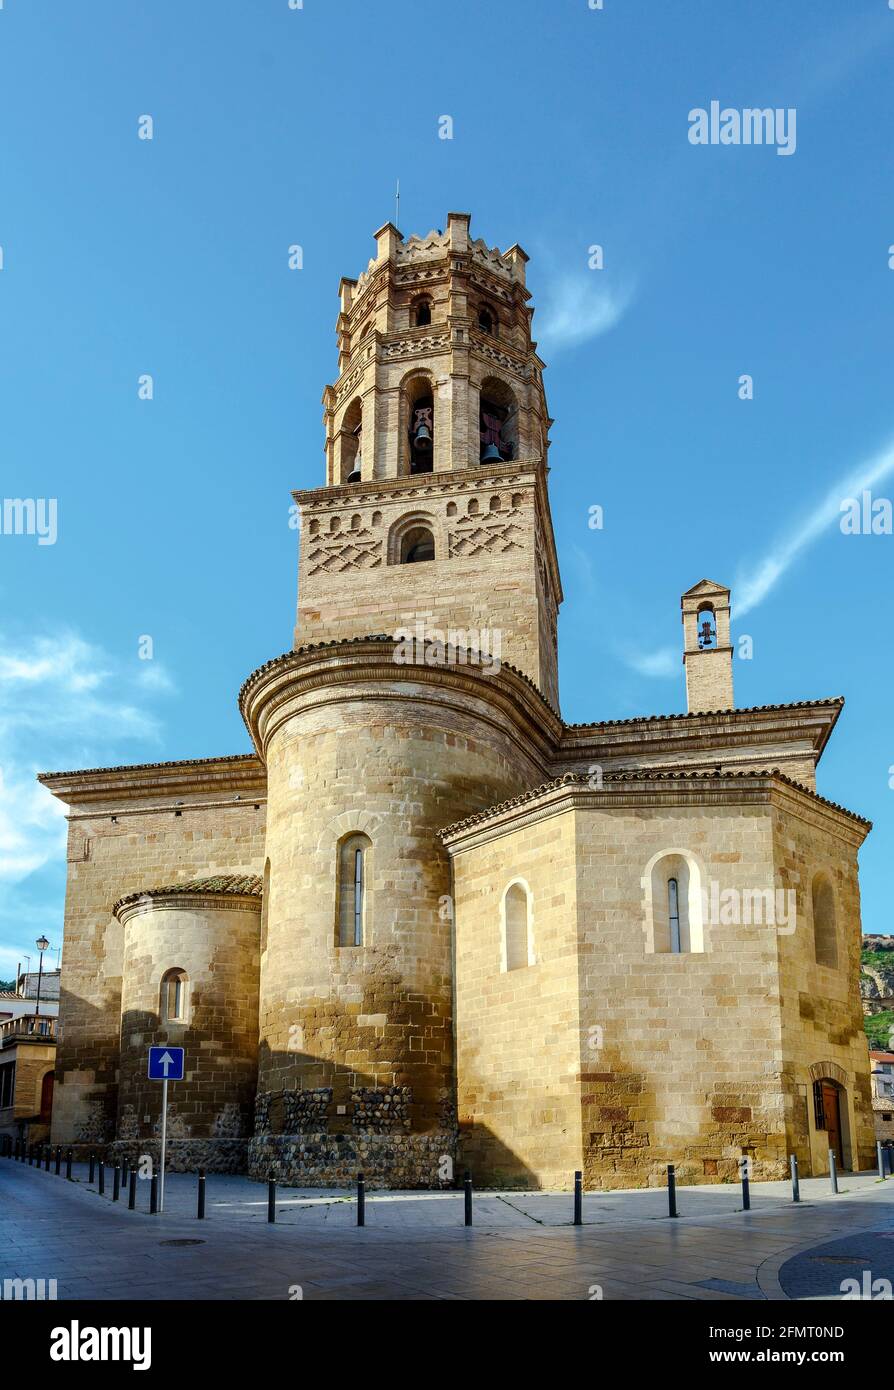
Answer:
[114, 899, 260, 1169]
[49, 784, 265, 1153]
[771, 797, 875, 1174]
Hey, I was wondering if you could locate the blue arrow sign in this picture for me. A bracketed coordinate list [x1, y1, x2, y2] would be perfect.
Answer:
[147, 1045, 184, 1081]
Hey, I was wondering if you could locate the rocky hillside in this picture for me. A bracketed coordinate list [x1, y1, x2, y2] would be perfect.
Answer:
[861, 935, 894, 1052]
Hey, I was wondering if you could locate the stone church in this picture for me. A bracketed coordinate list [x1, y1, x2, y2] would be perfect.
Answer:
[43, 214, 875, 1188]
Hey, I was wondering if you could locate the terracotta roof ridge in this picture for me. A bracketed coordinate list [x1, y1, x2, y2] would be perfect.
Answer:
[38, 753, 259, 782]
[113, 873, 263, 915]
[439, 766, 871, 839]
[562, 697, 844, 732]
[238, 635, 562, 718]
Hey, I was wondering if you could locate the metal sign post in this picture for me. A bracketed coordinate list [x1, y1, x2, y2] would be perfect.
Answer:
[147, 1046, 184, 1214]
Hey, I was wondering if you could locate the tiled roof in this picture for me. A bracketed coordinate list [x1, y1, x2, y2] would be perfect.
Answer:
[237, 635, 562, 718]
[439, 767, 871, 840]
[563, 697, 844, 732]
[38, 753, 259, 781]
[114, 874, 263, 915]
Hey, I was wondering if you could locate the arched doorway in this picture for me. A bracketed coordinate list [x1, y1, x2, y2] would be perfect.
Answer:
[39, 1071, 54, 1124]
[808, 1063, 851, 1170]
[814, 1080, 844, 1164]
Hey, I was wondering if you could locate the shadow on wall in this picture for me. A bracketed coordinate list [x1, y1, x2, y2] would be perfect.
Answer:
[250, 1042, 539, 1191]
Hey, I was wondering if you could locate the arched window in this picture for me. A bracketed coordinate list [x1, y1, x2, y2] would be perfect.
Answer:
[260, 858, 270, 954]
[646, 851, 704, 954]
[337, 833, 371, 947]
[697, 604, 717, 649]
[400, 526, 435, 563]
[414, 298, 432, 327]
[812, 874, 838, 968]
[402, 374, 436, 475]
[161, 968, 188, 1023]
[479, 376, 518, 463]
[340, 397, 363, 483]
[502, 881, 532, 972]
[478, 306, 496, 335]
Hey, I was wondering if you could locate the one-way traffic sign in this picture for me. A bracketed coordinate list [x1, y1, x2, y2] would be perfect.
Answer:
[147, 1046, 184, 1081]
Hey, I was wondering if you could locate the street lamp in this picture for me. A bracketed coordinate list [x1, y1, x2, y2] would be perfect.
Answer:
[34, 936, 50, 1020]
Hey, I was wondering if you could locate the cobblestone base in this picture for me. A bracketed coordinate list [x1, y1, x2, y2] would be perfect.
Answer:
[248, 1132, 458, 1188]
[106, 1138, 249, 1174]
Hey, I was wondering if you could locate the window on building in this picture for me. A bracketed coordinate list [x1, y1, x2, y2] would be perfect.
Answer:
[647, 852, 704, 954]
[696, 604, 717, 649]
[400, 526, 435, 563]
[503, 882, 531, 972]
[478, 306, 496, 335]
[415, 298, 432, 327]
[668, 878, 682, 954]
[338, 834, 371, 947]
[161, 968, 188, 1023]
[812, 875, 838, 969]
[260, 857, 270, 954]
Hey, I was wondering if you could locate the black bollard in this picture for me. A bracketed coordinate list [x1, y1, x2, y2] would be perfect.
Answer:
[121, 1157, 129, 1187]
[149, 1173, 158, 1214]
[98, 1161, 105, 1196]
[573, 1170, 583, 1226]
[829, 1149, 839, 1194]
[44, 1146, 51, 1172]
[357, 1172, 366, 1227]
[878, 1141, 886, 1180]
[197, 1170, 205, 1220]
[66, 1149, 72, 1181]
[740, 1157, 751, 1211]
[112, 1164, 120, 1202]
[463, 1170, 473, 1227]
[128, 1170, 136, 1211]
[790, 1154, 800, 1203]
[667, 1163, 678, 1218]
[55, 1145, 61, 1176]
[267, 1173, 276, 1224]
[89, 1152, 95, 1185]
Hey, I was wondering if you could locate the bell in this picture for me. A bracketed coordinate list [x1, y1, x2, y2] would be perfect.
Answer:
[413, 423, 432, 452]
[347, 468, 361, 483]
[480, 443, 502, 463]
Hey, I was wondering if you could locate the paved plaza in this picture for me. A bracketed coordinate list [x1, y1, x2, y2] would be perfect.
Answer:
[2, 1158, 893, 1301]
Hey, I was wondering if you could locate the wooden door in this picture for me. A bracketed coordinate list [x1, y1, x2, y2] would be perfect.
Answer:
[822, 1082, 844, 1166]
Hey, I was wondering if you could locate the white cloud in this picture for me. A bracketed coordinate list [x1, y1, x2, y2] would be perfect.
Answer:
[536, 273, 636, 356]
[623, 645, 678, 679]
[0, 630, 175, 887]
[735, 439, 894, 619]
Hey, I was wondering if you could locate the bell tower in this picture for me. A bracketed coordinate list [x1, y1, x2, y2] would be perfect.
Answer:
[293, 212, 563, 708]
[681, 579, 734, 713]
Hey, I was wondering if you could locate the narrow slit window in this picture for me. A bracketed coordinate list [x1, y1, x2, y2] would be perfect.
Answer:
[668, 878, 681, 954]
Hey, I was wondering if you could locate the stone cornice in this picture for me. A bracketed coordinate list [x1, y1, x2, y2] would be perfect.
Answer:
[559, 699, 843, 764]
[114, 874, 263, 924]
[440, 769, 871, 854]
[38, 754, 266, 809]
[292, 459, 543, 510]
[238, 636, 562, 769]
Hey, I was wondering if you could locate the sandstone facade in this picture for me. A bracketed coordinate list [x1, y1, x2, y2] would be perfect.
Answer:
[42, 215, 875, 1185]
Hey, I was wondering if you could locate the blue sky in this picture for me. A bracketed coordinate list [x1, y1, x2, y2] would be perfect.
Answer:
[1, 0, 893, 974]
